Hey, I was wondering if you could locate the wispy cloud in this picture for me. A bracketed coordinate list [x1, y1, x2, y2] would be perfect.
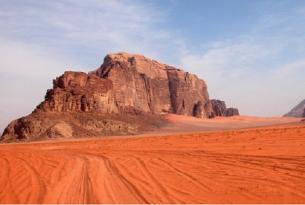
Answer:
[182, 39, 276, 81]
[0, 0, 185, 65]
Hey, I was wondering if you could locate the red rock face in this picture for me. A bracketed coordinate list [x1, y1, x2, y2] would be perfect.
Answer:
[1, 52, 237, 142]
[37, 71, 118, 113]
[96, 53, 171, 114]
[94, 52, 212, 117]
[167, 69, 211, 117]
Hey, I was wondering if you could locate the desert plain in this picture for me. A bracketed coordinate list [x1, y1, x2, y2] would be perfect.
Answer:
[0, 115, 305, 204]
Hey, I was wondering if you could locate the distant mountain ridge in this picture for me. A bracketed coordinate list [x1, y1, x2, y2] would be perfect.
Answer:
[284, 99, 305, 117]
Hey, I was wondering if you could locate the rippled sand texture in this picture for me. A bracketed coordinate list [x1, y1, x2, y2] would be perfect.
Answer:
[1, 122, 305, 203]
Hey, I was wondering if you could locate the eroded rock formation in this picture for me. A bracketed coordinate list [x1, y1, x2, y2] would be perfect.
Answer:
[226, 108, 240, 117]
[209, 99, 239, 117]
[1, 52, 238, 142]
[93, 53, 212, 117]
[38, 71, 118, 113]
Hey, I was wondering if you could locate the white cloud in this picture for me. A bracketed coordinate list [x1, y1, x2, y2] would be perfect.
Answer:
[182, 41, 273, 80]
[0, 0, 184, 65]
[181, 38, 278, 92]
[181, 33, 305, 117]
[0, 38, 70, 77]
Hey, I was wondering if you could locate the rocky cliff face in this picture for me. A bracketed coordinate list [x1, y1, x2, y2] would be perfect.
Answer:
[94, 53, 212, 117]
[1, 52, 241, 142]
[37, 71, 118, 113]
[209, 99, 239, 117]
[284, 99, 305, 117]
[1, 52, 218, 142]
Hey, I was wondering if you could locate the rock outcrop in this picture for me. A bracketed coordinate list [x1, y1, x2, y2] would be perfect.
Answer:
[1, 110, 162, 142]
[37, 71, 118, 113]
[303, 108, 305, 118]
[210, 100, 227, 117]
[93, 53, 212, 117]
[226, 108, 240, 117]
[284, 99, 305, 117]
[209, 99, 239, 117]
[1, 52, 240, 142]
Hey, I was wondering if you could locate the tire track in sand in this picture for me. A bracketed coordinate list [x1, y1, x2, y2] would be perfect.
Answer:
[16, 157, 47, 203]
[99, 155, 149, 203]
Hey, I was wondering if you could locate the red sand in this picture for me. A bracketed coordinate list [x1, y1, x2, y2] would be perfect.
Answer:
[0, 116, 305, 203]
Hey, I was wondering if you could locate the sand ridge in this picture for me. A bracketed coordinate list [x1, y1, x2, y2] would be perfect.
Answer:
[0, 116, 305, 203]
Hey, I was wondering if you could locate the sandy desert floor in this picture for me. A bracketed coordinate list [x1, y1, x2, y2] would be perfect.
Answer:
[0, 116, 305, 203]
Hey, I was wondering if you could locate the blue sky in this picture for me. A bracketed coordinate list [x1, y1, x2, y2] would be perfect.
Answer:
[0, 0, 305, 132]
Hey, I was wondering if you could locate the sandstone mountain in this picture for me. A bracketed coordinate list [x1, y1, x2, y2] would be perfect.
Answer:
[1, 52, 239, 142]
[284, 99, 305, 117]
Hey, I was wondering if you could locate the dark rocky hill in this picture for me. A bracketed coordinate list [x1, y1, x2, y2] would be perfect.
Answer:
[209, 99, 239, 117]
[284, 99, 305, 117]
